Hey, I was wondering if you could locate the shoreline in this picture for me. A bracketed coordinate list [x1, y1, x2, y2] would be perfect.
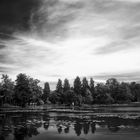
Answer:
[0, 109, 140, 120]
[0, 103, 140, 114]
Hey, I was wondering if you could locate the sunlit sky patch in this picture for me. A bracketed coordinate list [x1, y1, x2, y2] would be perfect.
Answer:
[0, 0, 140, 88]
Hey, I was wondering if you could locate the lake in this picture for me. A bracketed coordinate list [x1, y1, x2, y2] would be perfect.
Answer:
[0, 111, 140, 140]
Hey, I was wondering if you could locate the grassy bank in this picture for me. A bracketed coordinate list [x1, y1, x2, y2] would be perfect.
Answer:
[0, 102, 140, 113]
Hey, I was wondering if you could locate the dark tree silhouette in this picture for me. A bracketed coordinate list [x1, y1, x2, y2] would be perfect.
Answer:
[74, 76, 82, 95]
[63, 79, 70, 92]
[0, 74, 14, 105]
[56, 79, 63, 104]
[14, 73, 31, 107]
[89, 78, 95, 103]
[42, 82, 50, 103]
[129, 82, 140, 102]
[0, 73, 140, 106]
[81, 77, 89, 96]
[56, 79, 63, 94]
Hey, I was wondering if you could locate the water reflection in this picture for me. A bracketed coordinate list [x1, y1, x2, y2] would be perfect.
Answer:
[64, 126, 69, 133]
[0, 113, 140, 140]
[74, 122, 82, 136]
[91, 122, 96, 133]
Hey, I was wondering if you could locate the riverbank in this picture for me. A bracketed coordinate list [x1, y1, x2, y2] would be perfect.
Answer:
[0, 102, 140, 113]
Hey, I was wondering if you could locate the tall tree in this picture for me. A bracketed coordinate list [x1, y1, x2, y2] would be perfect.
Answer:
[74, 76, 82, 95]
[0, 74, 14, 105]
[89, 78, 95, 102]
[0, 83, 2, 106]
[43, 82, 50, 103]
[63, 79, 70, 92]
[106, 78, 119, 102]
[117, 82, 133, 103]
[81, 77, 93, 104]
[129, 82, 140, 102]
[56, 79, 63, 103]
[14, 73, 31, 107]
[29, 78, 43, 104]
[81, 77, 89, 96]
[56, 79, 63, 94]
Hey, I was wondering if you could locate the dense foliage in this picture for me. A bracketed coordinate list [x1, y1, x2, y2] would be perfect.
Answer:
[0, 74, 140, 107]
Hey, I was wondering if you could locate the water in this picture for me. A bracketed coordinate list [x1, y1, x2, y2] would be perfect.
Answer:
[0, 112, 140, 140]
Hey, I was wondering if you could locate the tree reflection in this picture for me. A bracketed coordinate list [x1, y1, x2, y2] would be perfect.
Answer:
[27, 125, 39, 137]
[74, 122, 82, 136]
[91, 122, 96, 134]
[0, 135, 5, 140]
[83, 122, 90, 135]
[1, 113, 140, 139]
[0, 115, 12, 140]
[104, 118, 120, 132]
[57, 126, 62, 134]
[14, 124, 40, 140]
[64, 126, 70, 133]
[56, 120, 70, 134]
[44, 122, 49, 130]
[14, 127, 28, 140]
[43, 114, 50, 130]
[108, 125, 120, 132]
[0, 130, 9, 140]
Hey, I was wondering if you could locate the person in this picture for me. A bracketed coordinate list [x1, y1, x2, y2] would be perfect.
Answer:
[72, 102, 74, 110]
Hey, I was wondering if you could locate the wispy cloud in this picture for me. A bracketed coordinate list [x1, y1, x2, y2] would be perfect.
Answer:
[0, 0, 140, 84]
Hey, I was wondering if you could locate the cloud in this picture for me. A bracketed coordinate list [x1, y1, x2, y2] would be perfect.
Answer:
[0, 0, 42, 34]
[93, 71, 140, 82]
[0, 0, 140, 85]
[94, 41, 128, 55]
[0, 66, 9, 73]
[29, 0, 84, 41]
[116, 0, 140, 2]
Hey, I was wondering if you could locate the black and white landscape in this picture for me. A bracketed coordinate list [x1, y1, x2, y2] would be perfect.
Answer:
[0, 0, 140, 140]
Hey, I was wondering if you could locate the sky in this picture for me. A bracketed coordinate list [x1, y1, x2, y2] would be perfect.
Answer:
[0, 0, 140, 88]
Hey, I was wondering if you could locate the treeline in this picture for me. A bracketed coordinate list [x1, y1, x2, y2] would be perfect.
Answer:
[0, 73, 140, 107]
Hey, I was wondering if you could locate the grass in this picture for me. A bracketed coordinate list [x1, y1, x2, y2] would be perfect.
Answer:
[0, 102, 140, 113]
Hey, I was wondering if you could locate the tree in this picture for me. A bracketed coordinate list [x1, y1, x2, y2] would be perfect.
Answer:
[42, 82, 50, 103]
[74, 76, 82, 95]
[28, 78, 43, 104]
[56, 79, 63, 94]
[117, 82, 133, 103]
[63, 79, 74, 105]
[106, 78, 119, 86]
[0, 83, 2, 106]
[14, 73, 31, 107]
[0, 74, 14, 105]
[63, 79, 70, 92]
[63, 90, 76, 105]
[49, 91, 60, 104]
[81, 77, 93, 104]
[81, 77, 89, 97]
[82, 89, 93, 104]
[106, 78, 119, 103]
[89, 78, 95, 103]
[129, 82, 140, 102]
[56, 79, 63, 104]
[95, 83, 114, 104]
